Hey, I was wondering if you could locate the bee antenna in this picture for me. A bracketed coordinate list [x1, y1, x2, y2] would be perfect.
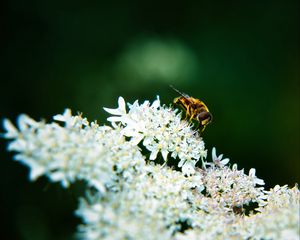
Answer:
[169, 85, 182, 95]
[169, 85, 188, 97]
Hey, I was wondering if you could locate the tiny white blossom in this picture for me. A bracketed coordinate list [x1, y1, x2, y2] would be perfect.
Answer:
[53, 108, 72, 122]
[2, 119, 19, 138]
[211, 147, 230, 167]
[103, 96, 126, 115]
[249, 168, 265, 186]
[181, 160, 196, 176]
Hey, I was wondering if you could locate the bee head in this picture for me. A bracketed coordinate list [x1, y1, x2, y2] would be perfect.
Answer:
[173, 97, 181, 105]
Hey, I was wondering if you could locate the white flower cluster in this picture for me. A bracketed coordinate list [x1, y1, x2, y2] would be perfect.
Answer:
[175, 185, 300, 240]
[202, 163, 266, 211]
[3, 109, 145, 192]
[104, 96, 207, 175]
[76, 164, 194, 240]
[2, 96, 299, 240]
[76, 161, 299, 240]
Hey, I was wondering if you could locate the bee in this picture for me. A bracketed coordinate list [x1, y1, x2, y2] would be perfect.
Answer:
[170, 85, 212, 132]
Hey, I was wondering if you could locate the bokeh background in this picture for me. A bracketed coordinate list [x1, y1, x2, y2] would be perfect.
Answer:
[0, 1, 299, 239]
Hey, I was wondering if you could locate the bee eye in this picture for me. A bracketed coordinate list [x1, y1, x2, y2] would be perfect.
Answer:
[198, 112, 212, 124]
[207, 112, 213, 122]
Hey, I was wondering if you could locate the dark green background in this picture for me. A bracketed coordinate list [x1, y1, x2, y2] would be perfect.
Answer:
[1, 1, 299, 239]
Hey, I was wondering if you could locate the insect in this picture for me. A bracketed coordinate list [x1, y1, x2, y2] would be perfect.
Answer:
[170, 85, 212, 132]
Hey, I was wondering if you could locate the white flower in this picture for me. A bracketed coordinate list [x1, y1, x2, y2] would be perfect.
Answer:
[2, 96, 299, 240]
[181, 160, 196, 176]
[76, 191, 173, 240]
[103, 96, 127, 117]
[2, 118, 19, 138]
[249, 168, 265, 186]
[3, 110, 145, 193]
[211, 147, 230, 167]
[103, 96, 207, 175]
[76, 163, 207, 239]
[198, 162, 267, 211]
[244, 185, 300, 240]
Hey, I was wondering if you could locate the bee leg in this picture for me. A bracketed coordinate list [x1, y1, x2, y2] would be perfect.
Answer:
[195, 122, 204, 133]
[189, 113, 195, 122]
[200, 125, 206, 132]
[188, 107, 195, 122]
[183, 113, 188, 120]
[183, 106, 190, 120]
[194, 121, 200, 130]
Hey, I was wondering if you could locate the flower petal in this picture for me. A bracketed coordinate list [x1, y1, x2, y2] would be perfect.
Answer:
[255, 178, 265, 186]
[103, 97, 127, 115]
[149, 149, 159, 160]
[107, 116, 124, 122]
[118, 96, 126, 113]
[221, 158, 230, 165]
[212, 147, 217, 160]
[178, 159, 186, 168]
[151, 96, 160, 109]
[2, 119, 18, 138]
[103, 107, 123, 115]
[249, 168, 256, 177]
[161, 149, 168, 161]
[53, 109, 72, 122]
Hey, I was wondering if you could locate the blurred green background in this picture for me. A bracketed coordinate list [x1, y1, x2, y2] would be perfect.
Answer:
[0, 0, 299, 239]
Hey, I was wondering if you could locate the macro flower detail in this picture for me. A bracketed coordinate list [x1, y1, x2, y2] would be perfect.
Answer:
[249, 168, 265, 186]
[2, 109, 145, 192]
[104, 96, 207, 175]
[2, 96, 299, 240]
[211, 147, 230, 167]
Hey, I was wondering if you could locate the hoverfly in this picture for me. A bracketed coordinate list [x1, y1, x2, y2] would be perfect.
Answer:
[170, 85, 212, 133]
